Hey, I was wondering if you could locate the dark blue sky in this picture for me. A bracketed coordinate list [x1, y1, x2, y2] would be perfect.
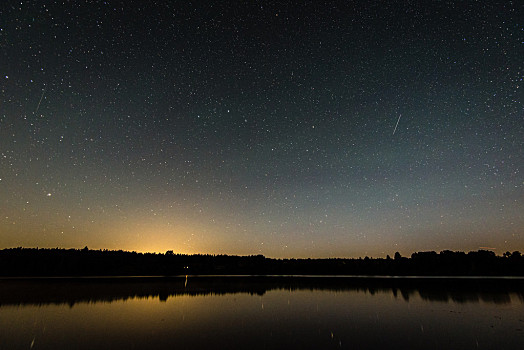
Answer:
[1, 0, 523, 257]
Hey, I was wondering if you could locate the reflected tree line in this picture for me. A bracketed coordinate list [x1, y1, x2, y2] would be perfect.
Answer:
[0, 247, 523, 276]
[0, 276, 522, 307]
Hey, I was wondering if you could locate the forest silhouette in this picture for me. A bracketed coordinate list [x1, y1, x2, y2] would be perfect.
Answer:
[1, 247, 523, 277]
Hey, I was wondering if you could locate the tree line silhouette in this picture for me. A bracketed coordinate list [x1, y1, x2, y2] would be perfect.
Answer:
[0, 247, 523, 277]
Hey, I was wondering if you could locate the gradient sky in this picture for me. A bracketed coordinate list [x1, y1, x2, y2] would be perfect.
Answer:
[1, 0, 523, 258]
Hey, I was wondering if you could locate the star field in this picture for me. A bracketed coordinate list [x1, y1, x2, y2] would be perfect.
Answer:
[1, 1, 523, 257]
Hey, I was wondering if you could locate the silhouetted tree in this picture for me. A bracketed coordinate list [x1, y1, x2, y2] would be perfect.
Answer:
[0, 248, 522, 277]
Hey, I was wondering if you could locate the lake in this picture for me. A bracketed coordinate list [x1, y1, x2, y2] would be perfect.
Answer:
[1, 276, 523, 349]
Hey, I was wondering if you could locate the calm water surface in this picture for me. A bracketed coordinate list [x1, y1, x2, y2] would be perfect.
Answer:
[1, 276, 523, 349]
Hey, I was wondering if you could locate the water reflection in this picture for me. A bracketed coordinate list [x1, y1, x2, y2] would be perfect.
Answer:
[1, 277, 523, 350]
[1, 276, 523, 306]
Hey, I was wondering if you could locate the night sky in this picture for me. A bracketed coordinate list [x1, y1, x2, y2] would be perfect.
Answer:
[1, 1, 523, 258]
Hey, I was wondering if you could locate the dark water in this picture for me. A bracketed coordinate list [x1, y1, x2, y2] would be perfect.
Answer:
[1, 276, 523, 349]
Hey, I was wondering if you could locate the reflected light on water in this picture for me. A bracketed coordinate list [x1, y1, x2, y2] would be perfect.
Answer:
[0, 277, 523, 349]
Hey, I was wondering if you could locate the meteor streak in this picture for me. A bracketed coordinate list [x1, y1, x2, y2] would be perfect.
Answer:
[393, 113, 402, 135]
[34, 88, 45, 115]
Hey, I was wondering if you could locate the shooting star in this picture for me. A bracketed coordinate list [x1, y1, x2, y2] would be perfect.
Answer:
[392, 113, 402, 135]
[34, 88, 46, 115]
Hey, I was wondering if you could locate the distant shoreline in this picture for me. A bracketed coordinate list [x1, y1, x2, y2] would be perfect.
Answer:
[1, 247, 523, 277]
[2, 274, 524, 280]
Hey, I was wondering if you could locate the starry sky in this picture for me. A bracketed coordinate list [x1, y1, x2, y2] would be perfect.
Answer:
[1, 0, 523, 258]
